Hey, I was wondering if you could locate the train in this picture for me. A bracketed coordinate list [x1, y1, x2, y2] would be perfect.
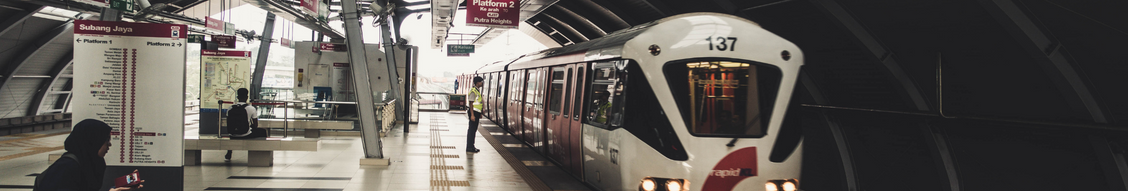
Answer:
[457, 12, 805, 191]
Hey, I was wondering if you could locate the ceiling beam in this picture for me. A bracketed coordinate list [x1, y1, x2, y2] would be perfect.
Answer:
[0, 4, 44, 37]
[809, 0, 931, 112]
[0, 22, 72, 117]
[30, 54, 72, 116]
[976, 0, 1107, 123]
[241, 0, 345, 39]
[540, 13, 588, 42]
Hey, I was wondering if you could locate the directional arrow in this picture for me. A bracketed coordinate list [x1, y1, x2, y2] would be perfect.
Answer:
[178, 42, 183, 47]
[76, 39, 81, 43]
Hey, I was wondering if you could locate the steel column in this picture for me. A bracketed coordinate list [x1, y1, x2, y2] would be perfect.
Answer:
[976, 0, 1107, 123]
[809, 0, 931, 111]
[820, 111, 858, 191]
[250, 12, 276, 99]
[379, 13, 404, 124]
[340, 0, 383, 159]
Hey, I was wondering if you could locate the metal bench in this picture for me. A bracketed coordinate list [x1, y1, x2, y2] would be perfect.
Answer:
[183, 136, 319, 166]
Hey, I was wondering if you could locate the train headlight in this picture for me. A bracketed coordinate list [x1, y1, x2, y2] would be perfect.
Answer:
[666, 180, 682, 191]
[641, 178, 657, 191]
[782, 181, 796, 191]
[638, 177, 689, 191]
[767, 179, 799, 191]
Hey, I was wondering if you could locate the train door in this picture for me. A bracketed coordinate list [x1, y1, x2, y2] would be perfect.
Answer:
[494, 72, 505, 122]
[545, 67, 569, 166]
[523, 68, 545, 150]
[566, 63, 586, 176]
[509, 70, 527, 139]
[484, 73, 494, 119]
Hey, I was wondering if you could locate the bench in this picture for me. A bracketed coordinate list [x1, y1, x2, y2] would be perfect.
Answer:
[220, 119, 353, 138]
[184, 136, 319, 166]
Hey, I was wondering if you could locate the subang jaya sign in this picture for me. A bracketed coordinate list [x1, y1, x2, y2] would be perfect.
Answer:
[466, 0, 519, 28]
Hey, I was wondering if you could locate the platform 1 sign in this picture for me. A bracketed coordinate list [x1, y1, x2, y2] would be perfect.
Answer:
[200, 50, 252, 111]
[466, 0, 519, 28]
[72, 20, 186, 167]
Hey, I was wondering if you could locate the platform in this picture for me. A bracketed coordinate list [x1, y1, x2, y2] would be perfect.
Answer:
[0, 111, 590, 191]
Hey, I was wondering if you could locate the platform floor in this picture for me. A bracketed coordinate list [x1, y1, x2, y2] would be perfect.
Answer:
[0, 111, 590, 191]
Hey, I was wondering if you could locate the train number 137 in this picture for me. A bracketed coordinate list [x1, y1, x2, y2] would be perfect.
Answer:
[707, 36, 738, 51]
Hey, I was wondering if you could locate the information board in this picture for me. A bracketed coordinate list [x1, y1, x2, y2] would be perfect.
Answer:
[466, 0, 519, 28]
[212, 35, 236, 49]
[72, 20, 186, 166]
[200, 50, 252, 110]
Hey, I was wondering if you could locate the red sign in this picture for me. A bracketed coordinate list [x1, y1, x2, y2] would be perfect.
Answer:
[281, 38, 291, 47]
[201, 50, 251, 57]
[212, 35, 236, 49]
[333, 63, 349, 67]
[466, 0, 519, 28]
[315, 43, 347, 52]
[702, 147, 759, 191]
[75, 20, 187, 39]
[205, 17, 224, 32]
[300, 0, 318, 15]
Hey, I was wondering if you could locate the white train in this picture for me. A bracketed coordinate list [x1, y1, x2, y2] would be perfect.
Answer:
[458, 12, 804, 191]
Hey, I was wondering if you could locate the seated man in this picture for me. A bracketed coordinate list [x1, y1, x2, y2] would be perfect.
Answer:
[225, 88, 268, 161]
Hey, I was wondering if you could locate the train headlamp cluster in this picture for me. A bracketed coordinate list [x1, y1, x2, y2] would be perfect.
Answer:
[639, 177, 689, 191]
[766, 179, 799, 191]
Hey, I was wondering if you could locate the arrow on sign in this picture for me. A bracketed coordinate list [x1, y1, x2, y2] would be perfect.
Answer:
[76, 39, 81, 43]
[178, 42, 183, 47]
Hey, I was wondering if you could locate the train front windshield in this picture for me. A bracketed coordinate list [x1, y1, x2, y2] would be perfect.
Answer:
[665, 61, 782, 138]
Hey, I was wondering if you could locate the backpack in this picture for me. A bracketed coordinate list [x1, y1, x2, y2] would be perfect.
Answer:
[227, 104, 250, 136]
[33, 153, 78, 191]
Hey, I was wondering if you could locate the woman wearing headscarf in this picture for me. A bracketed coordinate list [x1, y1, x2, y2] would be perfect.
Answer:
[35, 119, 143, 191]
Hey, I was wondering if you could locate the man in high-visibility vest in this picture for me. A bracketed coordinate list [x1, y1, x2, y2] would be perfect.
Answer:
[466, 76, 484, 153]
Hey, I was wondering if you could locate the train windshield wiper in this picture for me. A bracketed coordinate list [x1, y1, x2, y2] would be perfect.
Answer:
[726, 138, 738, 147]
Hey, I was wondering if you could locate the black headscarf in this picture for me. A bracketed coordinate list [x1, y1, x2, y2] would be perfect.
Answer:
[64, 119, 112, 189]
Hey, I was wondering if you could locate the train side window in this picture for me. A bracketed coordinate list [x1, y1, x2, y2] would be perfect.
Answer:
[563, 68, 573, 116]
[572, 66, 585, 120]
[585, 62, 627, 128]
[664, 60, 782, 138]
[549, 68, 565, 114]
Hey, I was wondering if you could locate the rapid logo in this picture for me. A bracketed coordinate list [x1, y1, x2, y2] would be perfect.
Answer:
[703, 147, 757, 190]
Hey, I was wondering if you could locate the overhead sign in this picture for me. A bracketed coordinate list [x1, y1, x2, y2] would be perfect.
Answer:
[212, 35, 236, 49]
[316, 43, 347, 52]
[466, 0, 519, 28]
[110, 0, 134, 12]
[224, 22, 236, 35]
[205, 17, 224, 32]
[448, 44, 475, 54]
[200, 50, 252, 110]
[187, 34, 205, 43]
[76, 0, 110, 8]
[72, 20, 186, 166]
[301, 0, 317, 16]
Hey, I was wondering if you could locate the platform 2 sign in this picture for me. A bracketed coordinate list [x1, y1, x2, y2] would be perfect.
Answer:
[466, 0, 519, 28]
[72, 20, 186, 167]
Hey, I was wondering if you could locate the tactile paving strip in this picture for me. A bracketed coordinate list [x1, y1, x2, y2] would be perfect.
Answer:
[430, 146, 455, 149]
[431, 165, 465, 170]
[431, 180, 471, 187]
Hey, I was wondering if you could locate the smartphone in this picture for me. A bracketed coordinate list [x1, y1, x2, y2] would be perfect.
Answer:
[114, 172, 141, 188]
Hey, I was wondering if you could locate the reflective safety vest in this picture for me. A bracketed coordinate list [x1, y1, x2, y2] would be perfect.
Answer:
[470, 87, 483, 111]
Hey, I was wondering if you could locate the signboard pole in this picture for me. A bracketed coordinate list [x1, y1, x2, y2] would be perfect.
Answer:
[73, 20, 187, 190]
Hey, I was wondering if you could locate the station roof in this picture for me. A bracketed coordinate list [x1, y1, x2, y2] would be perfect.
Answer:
[0, 0, 1124, 128]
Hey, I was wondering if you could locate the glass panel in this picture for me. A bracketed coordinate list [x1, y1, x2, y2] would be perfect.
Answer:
[549, 83, 563, 113]
[563, 68, 573, 116]
[585, 62, 627, 128]
[666, 61, 782, 137]
[572, 66, 585, 119]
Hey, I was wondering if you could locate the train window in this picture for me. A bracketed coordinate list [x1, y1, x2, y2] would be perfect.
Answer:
[549, 68, 565, 113]
[572, 66, 585, 120]
[526, 71, 538, 104]
[563, 68, 573, 116]
[664, 60, 782, 137]
[585, 62, 627, 128]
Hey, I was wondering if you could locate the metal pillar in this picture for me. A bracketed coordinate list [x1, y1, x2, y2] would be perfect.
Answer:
[340, 0, 383, 159]
[251, 12, 276, 99]
[379, 14, 404, 126]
